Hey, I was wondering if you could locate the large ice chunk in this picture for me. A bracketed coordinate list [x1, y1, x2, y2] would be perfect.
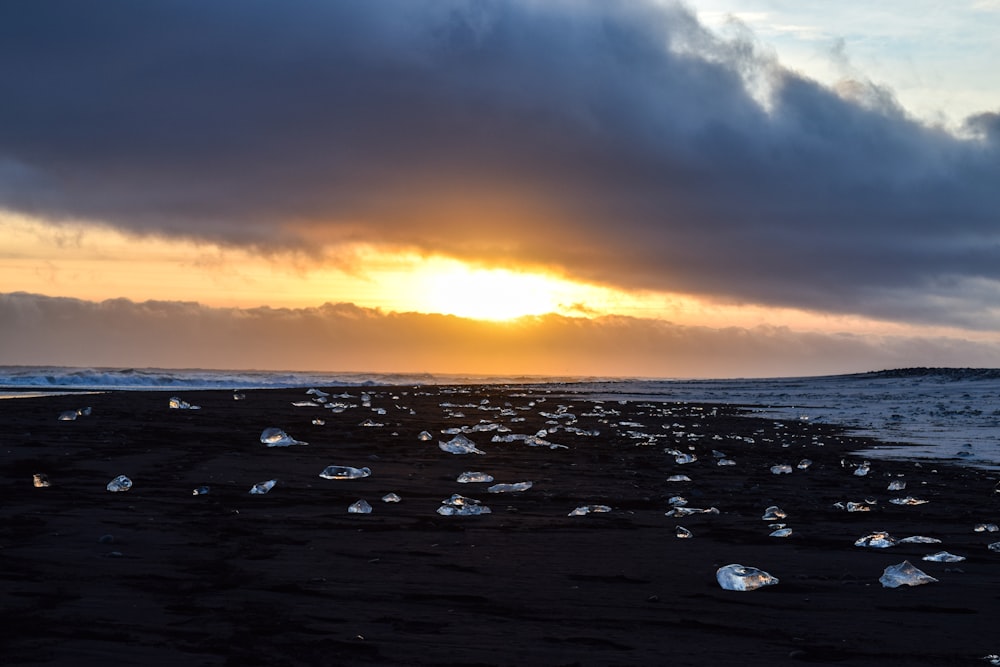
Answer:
[319, 465, 371, 480]
[879, 561, 938, 588]
[716, 564, 779, 591]
[260, 427, 307, 447]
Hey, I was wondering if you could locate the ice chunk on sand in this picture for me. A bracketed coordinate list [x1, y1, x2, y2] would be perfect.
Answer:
[106, 475, 132, 492]
[260, 427, 307, 447]
[169, 397, 200, 410]
[487, 481, 532, 493]
[879, 561, 938, 588]
[249, 479, 276, 495]
[439, 434, 485, 455]
[716, 564, 779, 591]
[457, 471, 494, 483]
[569, 504, 612, 516]
[319, 465, 371, 480]
[855, 531, 898, 548]
[348, 499, 372, 514]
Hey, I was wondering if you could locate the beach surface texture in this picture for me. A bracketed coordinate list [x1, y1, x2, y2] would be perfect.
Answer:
[2, 386, 998, 666]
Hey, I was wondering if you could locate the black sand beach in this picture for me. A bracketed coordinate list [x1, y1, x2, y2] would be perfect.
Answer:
[1, 386, 999, 666]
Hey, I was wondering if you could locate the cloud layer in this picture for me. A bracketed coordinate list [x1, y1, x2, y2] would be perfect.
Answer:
[1, 1, 998, 327]
[4, 292, 999, 378]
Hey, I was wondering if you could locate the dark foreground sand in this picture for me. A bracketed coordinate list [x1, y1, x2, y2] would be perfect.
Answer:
[1, 386, 998, 666]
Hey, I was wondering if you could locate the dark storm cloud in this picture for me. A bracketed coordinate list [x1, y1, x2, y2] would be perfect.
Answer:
[1, 1, 998, 326]
[5, 292, 999, 377]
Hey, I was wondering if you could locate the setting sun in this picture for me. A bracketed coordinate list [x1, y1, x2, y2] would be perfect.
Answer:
[411, 262, 566, 321]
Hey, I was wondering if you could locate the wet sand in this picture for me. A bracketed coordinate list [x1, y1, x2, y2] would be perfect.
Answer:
[1, 386, 998, 666]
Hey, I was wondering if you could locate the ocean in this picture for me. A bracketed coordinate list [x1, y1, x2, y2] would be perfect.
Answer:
[3, 366, 999, 470]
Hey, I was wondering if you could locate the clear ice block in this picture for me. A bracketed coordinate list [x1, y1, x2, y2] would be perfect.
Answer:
[249, 479, 276, 495]
[487, 481, 532, 493]
[457, 471, 494, 483]
[319, 465, 371, 480]
[716, 564, 779, 591]
[348, 499, 373, 514]
[106, 475, 132, 492]
[260, 427, 307, 447]
[879, 560, 938, 588]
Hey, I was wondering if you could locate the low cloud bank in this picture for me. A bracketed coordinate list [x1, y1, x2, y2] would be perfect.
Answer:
[4, 293, 999, 378]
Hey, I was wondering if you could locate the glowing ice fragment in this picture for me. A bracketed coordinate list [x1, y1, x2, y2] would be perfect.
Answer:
[974, 523, 999, 532]
[439, 434, 485, 455]
[249, 479, 276, 494]
[853, 462, 871, 477]
[348, 499, 372, 514]
[58, 410, 78, 421]
[418, 431, 434, 441]
[879, 560, 938, 588]
[716, 564, 779, 591]
[890, 496, 929, 505]
[988, 542, 1000, 552]
[260, 427, 307, 447]
[922, 551, 965, 562]
[762, 505, 787, 520]
[899, 535, 941, 544]
[168, 397, 200, 410]
[319, 465, 371, 480]
[666, 506, 719, 517]
[457, 471, 494, 483]
[717, 459, 736, 466]
[797, 459, 812, 470]
[769, 528, 793, 538]
[106, 475, 132, 492]
[855, 531, 897, 548]
[438, 494, 491, 516]
[667, 475, 692, 482]
[569, 504, 612, 516]
[33, 473, 51, 488]
[192, 485, 210, 496]
[487, 481, 532, 493]
[770, 464, 793, 475]
[382, 493, 401, 503]
[888, 480, 907, 491]
[675, 526, 693, 538]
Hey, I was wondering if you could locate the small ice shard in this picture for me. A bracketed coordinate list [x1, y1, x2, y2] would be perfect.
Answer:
[249, 479, 277, 495]
[769, 527, 793, 538]
[770, 464, 793, 475]
[381, 493, 401, 503]
[899, 535, 941, 544]
[834, 501, 874, 512]
[716, 564, 779, 591]
[666, 506, 719, 517]
[762, 505, 787, 520]
[667, 474, 692, 482]
[855, 531, 897, 548]
[438, 494, 491, 516]
[879, 560, 938, 588]
[922, 551, 965, 562]
[974, 523, 999, 532]
[717, 459, 736, 466]
[674, 453, 697, 464]
[988, 542, 1000, 553]
[359, 418, 383, 427]
[78, 406, 92, 416]
[984, 655, 1000, 666]
[306, 388, 330, 399]
[438, 434, 485, 455]
[348, 499, 373, 514]
[853, 461, 871, 476]
[312, 419, 325, 426]
[487, 481, 532, 493]
[319, 465, 371, 480]
[260, 427, 307, 447]
[675, 526, 693, 538]
[57, 410, 78, 421]
[233, 391, 246, 400]
[106, 475, 132, 492]
[569, 504, 612, 516]
[797, 459, 812, 470]
[192, 485, 210, 496]
[292, 401, 318, 407]
[168, 397, 200, 410]
[890, 496, 929, 505]
[668, 495, 688, 507]
[418, 430, 434, 441]
[457, 471, 494, 483]
[33, 473, 51, 488]
[888, 479, 907, 491]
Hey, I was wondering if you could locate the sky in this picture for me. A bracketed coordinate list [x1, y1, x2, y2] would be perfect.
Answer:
[2, 0, 999, 378]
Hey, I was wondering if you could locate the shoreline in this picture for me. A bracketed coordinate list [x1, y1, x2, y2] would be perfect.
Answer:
[2, 387, 998, 665]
